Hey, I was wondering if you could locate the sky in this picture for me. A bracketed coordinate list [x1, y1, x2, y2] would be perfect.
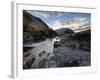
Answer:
[26, 10, 91, 32]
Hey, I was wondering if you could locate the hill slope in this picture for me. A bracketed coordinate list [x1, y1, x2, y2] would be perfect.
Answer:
[23, 10, 57, 43]
[72, 29, 91, 42]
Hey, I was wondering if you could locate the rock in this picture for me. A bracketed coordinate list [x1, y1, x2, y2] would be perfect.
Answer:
[23, 56, 35, 69]
[39, 58, 47, 68]
[39, 54, 57, 68]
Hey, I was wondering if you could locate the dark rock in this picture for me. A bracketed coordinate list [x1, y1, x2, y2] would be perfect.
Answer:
[23, 56, 35, 69]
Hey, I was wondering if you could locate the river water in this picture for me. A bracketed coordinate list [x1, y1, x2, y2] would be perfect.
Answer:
[23, 38, 58, 68]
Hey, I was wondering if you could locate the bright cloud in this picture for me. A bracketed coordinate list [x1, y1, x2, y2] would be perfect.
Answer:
[27, 11, 66, 19]
[27, 11, 50, 18]
[50, 17, 90, 32]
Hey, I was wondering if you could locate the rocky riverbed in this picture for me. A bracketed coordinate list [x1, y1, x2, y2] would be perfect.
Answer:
[54, 45, 90, 67]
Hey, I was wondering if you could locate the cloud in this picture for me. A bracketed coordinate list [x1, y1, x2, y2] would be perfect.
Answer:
[54, 12, 65, 17]
[60, 17, 89, 26]
[50, 16, 90, 32]
[50, 20, 73, 30]
[27, 11, 66, 19]
[33, 11, 50, 18]
[36, 11, 65, 18]
[27, 11, 50, 18]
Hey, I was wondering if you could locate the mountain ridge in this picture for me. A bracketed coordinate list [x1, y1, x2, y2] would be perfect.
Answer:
[23, 10, 57, 43]
[55, 28, 74, 35]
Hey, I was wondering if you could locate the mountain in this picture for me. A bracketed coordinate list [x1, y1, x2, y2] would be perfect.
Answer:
[23, 10, 57, 43]
[67, 29, 91, 51]
[72, 29, 91, 42]
[23, 10, 50, 31]
[55, 29, 91, 51]
[55, 28, 74, 35]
